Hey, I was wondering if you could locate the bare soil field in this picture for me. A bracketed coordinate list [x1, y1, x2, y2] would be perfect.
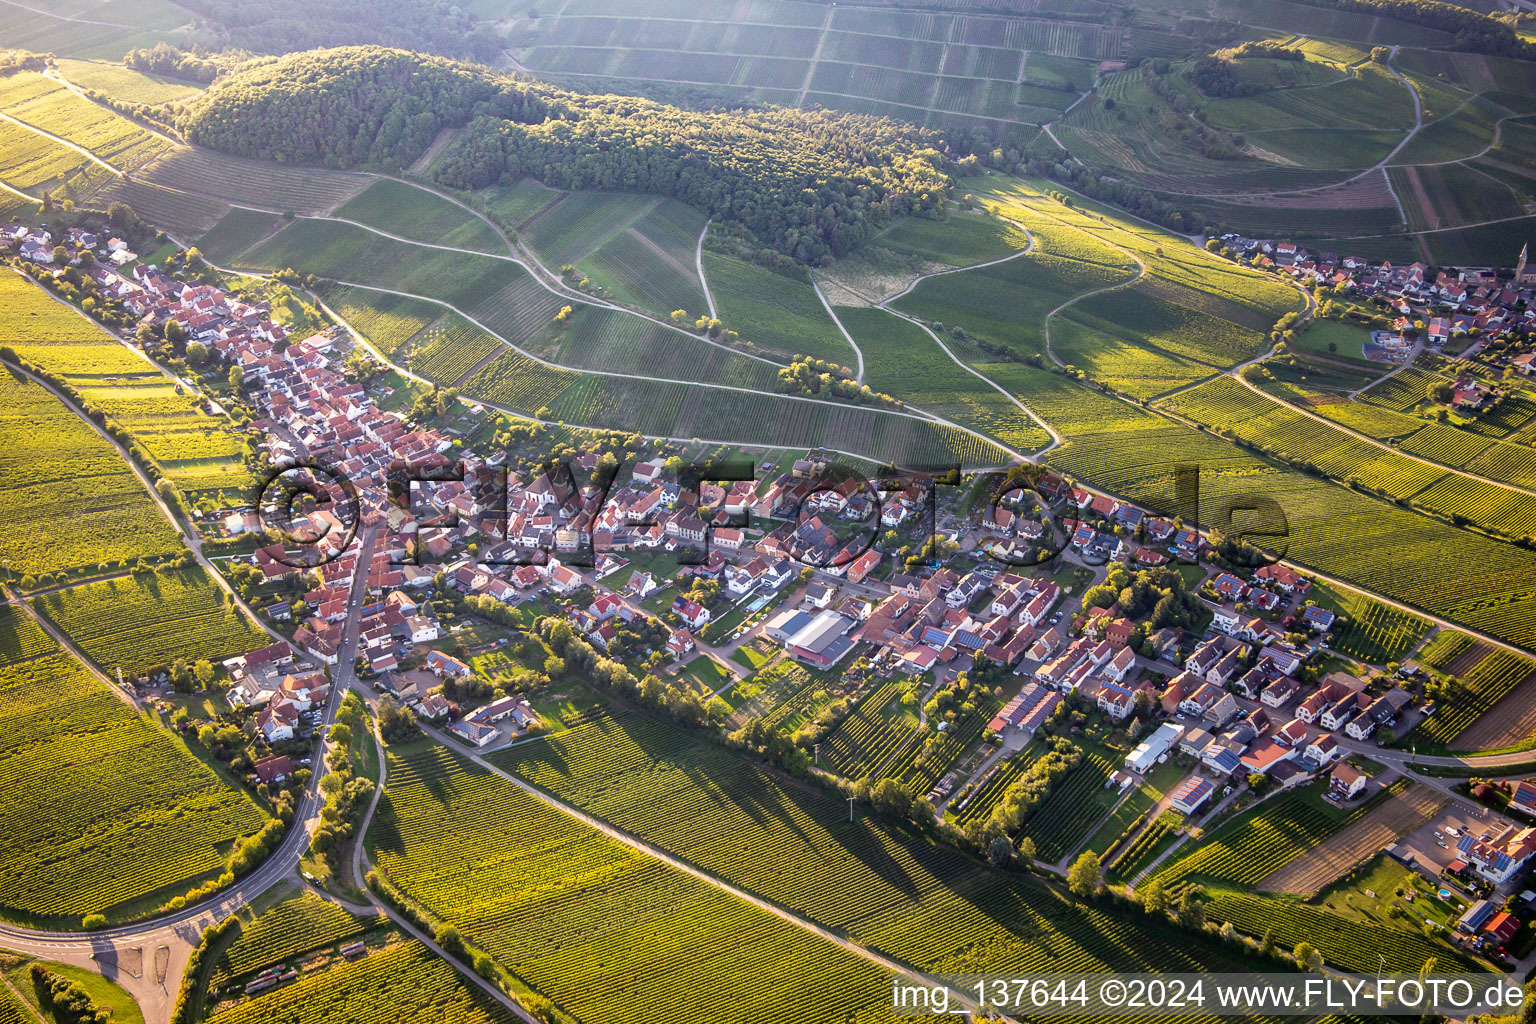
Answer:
[1450, 666, 1536, 752]
[1448, 639, 1495, 677]
[1257, 783, 1446, 896]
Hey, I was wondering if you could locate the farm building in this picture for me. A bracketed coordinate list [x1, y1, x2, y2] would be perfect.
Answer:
[783, 611, 857, 669]
[1169, 776, 1214, 815]
[1125, 722, 1183, 775]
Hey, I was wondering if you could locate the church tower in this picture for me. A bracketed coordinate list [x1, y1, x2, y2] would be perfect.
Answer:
[1518, 243, 1536, 286]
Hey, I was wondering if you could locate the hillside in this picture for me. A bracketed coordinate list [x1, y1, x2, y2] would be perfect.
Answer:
[181, 46, 952, 263]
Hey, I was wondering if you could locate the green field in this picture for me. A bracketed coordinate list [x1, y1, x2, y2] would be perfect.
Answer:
[55, 58, 205, 104]
[875, 210, 1032, 266]
[1418, 648, 1536, 744]
[1015, 746, 1118, 862]
[205, 939, 520, 1024]
[0, 71, 169, 171]
[210, 892, 379, 989]
[481, 178, 561, 228]
[522, 191, 659, 267]
[0, 273, 254, 499]
[321, 286, 442, 357]
[510, 1, 1116, 132]
[1157, 378, 1536, 544]
[491, 707, 1256, 982]
[332, 179, 505, 255]
[0, 367, 181, 576]
[969, 356, 1536, 650]
[579, 198, 709, 317]
[0, 0, 188, 59]
[703, 250, 855, 363]
[1154, 782, 1478, 971]
[838, 305, 1053, 453]
[33, 565, 267, 676]
[370, 742, 898, 1024]
[197, 208, 283, 263]
[0, 605, 268, 922]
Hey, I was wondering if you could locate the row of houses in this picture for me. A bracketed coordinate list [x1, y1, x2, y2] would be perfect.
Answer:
[1219, 236, 1536, 348]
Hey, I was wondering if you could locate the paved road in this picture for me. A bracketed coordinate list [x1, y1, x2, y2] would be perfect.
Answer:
[1229, 366, 1536, 499]
[0, 528, 376, 1020]
[349, 719, 542, 1024]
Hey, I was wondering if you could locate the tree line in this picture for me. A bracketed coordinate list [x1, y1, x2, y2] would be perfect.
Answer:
[1293, 0, 1536, 58]
[179, 46, 953, 264]
[173, 0, 502, 61]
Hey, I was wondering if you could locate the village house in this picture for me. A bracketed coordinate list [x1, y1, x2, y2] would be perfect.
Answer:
[1330, 762, 1369, 800]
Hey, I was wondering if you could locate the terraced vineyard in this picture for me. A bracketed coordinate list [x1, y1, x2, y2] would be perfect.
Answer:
[523, 191, 661, 268]
[840, 305, 1052, 453]
[1317, 589, 1432, 665]
[1155, 784, 1383, 890]
[483, 178, 561, 227]
[1158, 378, 1447, 502]
[893, 209, 1137, 361]
[511, 1, 1111, 134]
[582, 199, 709, 317]
[322, 286, 440, 357]
[128, 145, 371, 216]
[212, 892, 378, 988]
[332, 178, 503, 254]
[1418, 648, 1536, 744]
[371, 743, 897, 1024]
[205, 940, 521, 1024]
[1049, 316, 1212, 399]
[1, 273, 254, 498]
[875, 210, 1031, 267]
[948, 746, 1044, 827]
[489, 370, 1011, 468]
[537, 306, 780, 390]
[197, 207, 282, 262]
[0, 366, 181, 576]
[0, 604, 57, 665]
[0, 116, 104, 192]
[1016, 749, 1114, 863]
[460, 349, 580, 413]
[0, 613, 267, 921]
[820, 681, 917, 779]
[33, 565, 267, 675]
[702, 251, 855, 363]
[54, 58, 205, 104]
[493, 708, 1250, 982]
[1062, 283, 1267, 370]
[408, 318, 502, 385]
